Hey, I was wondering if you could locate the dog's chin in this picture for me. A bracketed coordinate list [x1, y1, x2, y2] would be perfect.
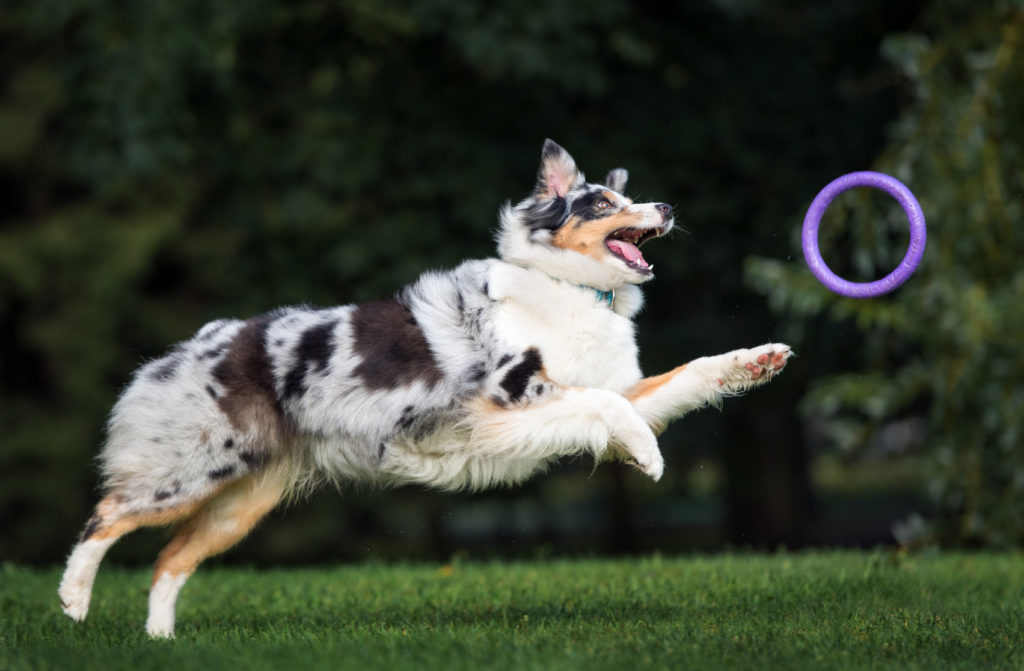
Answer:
[603, 255, 655, 285]
[604, 248, 656, 280]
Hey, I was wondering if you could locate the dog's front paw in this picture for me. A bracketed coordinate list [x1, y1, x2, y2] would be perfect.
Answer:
[717, 343, 792, 392]
[58, 587, 90, 622]
[616, 425, 664, 482]
[600, 393, 665, 481]
[626, 452, 664, 482]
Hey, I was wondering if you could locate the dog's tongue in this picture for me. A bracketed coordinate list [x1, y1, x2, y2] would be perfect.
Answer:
[607, 239, 648, 268]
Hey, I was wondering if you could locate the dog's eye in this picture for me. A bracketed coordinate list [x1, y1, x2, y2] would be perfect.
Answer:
[597, 198, 611, 209]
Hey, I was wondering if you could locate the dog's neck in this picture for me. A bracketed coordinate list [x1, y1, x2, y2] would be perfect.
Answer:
[514, 261, 617, 308]
[580, 285, 615, 308]
[540, 271, 616, 309]
[487, 261, 646, 319]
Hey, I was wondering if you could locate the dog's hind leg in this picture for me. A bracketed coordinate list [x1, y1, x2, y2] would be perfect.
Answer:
[145, 466, 290, 638]
[59, 495, 207, 622]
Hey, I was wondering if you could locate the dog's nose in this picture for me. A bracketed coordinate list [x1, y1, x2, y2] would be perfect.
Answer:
[655, 203, 673, 219]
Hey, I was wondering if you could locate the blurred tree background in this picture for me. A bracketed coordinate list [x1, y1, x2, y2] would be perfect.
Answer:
[1, 0, 1019, 565]
[748, 1, 1024, 547]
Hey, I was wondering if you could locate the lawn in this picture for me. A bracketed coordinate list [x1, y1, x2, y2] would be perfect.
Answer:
[2, 551, 1022, 670]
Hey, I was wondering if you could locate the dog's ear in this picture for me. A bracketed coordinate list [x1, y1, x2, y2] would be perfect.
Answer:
[535, 139, 584, 200]
[604, 168, 628, 193]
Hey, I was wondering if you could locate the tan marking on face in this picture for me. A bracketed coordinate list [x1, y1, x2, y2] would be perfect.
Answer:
[550, 209, 646, 262]
[603, 190, 632, 205]
[596, 190, 633, 212]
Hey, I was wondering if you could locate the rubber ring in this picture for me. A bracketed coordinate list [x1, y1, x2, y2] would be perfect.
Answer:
[801, 171, 926, 298]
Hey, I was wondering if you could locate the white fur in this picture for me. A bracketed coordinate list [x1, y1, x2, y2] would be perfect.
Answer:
[485, 264, 643, 391]
[146, 572, 188, 638]
[58, 537, 116, 621]
[380, 385, 663, 490]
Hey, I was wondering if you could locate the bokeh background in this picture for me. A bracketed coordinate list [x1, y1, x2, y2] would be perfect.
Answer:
[1, 0, 1021, 566]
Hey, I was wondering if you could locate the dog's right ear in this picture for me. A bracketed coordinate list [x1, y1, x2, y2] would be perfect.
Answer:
[534, 139, 583, 200]
[604, 168, 628, 193]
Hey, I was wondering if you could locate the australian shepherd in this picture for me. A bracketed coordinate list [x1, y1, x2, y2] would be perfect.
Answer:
[59, 140, 791, 637]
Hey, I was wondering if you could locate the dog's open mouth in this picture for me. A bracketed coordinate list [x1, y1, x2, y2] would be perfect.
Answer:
[605, 226, 663, 273]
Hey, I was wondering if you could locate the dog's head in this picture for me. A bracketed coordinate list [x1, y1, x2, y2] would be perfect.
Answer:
[497, 139, 674, 291]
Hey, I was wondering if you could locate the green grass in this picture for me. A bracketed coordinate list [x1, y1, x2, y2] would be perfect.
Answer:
[2, 552, 1023, 670]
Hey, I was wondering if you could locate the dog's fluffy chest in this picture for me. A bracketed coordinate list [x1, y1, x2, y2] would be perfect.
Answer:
[486, 263, 642, 392]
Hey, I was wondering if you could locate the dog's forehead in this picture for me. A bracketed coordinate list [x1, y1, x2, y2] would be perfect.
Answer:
[569, 184, 630, 205]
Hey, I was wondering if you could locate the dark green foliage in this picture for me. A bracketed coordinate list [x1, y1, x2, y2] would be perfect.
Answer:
[3, 0, 985, 564]
[747, 5, 1024, 545]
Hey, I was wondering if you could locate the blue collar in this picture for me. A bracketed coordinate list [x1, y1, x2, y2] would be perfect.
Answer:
[580, 285, 615, 308]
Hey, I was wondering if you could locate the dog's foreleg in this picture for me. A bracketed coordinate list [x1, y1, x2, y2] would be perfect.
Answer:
[466, 387, 664, 481]
[626, 343, 792, 434]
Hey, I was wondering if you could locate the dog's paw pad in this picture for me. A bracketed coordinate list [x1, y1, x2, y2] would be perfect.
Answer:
[756, 350, 791, 371]
[744, 362, 766, 379]
[722, 344, 792, 390]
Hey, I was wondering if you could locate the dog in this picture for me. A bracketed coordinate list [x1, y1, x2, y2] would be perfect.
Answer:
[59, 139, 791, 637]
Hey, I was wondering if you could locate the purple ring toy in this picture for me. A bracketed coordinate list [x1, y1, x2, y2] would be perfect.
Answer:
[802, 171, 926, 298]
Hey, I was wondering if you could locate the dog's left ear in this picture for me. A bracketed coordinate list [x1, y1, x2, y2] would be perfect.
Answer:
[535, 139, 584, 200]
[604, 168, 628, 193]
